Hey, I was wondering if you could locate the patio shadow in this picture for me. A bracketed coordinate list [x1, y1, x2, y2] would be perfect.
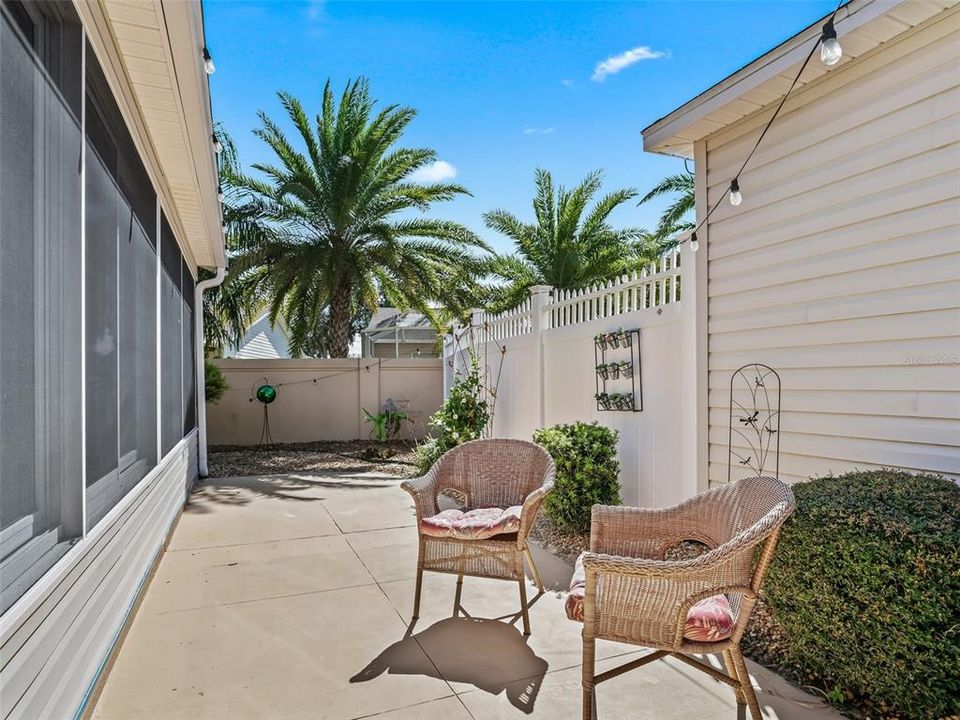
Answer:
[351, 616, 549, 714]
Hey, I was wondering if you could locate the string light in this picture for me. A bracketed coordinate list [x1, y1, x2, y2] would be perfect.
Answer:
[820, 19, 842, 65]
[202, 47, 216, 75]
[212, 134, 223, 154]
[217, 185, 224, 202]
[677, 1, 845, 254]
[729, 178, 742, 206]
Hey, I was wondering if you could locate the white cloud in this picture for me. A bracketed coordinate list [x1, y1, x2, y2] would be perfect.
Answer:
[562, 79, 575, 88]
[592, 46, 665, 82]
[523, 127, 554, 135]
[410, 160, 457, 183]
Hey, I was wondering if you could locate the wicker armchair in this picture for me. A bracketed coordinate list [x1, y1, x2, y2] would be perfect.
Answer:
[401, 438, 555, 635]
[577, 476, 795, 720]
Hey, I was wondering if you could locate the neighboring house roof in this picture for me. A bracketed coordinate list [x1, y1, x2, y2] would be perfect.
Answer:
[224, 314, 292, 359]
[642, 0, 954, 158]
[363, 309, 437, 342]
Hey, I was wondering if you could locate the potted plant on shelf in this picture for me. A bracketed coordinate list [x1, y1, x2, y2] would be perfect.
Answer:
[619, 361, 632, 377]
[609, 362, 621, 379]
[616, 327, 630, 348]
[596, 363, 610, 380]
[607, 330, 621, 349]
[594, 332, 608, 350]
[594, 392, 612, 410]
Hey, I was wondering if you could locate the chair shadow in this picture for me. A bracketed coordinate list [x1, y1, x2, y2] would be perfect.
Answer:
[351, 616, 549, 714]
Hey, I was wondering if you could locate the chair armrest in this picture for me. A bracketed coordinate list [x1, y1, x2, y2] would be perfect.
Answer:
[400, 468, 439, 522]
[517, 469, 554, 544]
[580, 550, 756, 648]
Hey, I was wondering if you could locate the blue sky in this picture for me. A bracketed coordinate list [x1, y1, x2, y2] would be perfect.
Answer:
[205, 0, 838, 253]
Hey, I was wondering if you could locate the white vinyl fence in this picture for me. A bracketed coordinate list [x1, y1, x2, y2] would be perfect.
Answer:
[444, 246, 699, 508]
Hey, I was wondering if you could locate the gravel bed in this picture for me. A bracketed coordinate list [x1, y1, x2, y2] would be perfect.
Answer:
[207, 440, 419, 478]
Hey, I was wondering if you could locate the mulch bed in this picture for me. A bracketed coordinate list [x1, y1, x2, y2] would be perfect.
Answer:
[207, 439, 419, 479]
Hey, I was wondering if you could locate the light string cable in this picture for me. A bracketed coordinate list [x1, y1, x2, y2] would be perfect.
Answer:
[684, 0, 846, 251]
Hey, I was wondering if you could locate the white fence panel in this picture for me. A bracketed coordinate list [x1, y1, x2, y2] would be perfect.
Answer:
[444, 249, 692, 508]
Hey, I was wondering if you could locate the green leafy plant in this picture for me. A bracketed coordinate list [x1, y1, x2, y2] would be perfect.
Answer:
[414, 352, 489, 473]
[763, 469, 960, 719]
[363, 407, 409, 442]
[533, 422, 621, 534]
[204, 360, 229, 404]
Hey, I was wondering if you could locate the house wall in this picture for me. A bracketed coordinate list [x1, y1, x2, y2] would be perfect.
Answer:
[0, 2, 212, 718]
[0, 434, 197, 720]
[207, 359, 444, 445]
[700, 9, 960, 486]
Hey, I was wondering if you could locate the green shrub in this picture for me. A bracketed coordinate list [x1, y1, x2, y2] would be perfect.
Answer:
[764, 469, 960, 719]
[414, 353, 489, 473]
[533, 422, 621, 534]
[204, 360, 229, 404]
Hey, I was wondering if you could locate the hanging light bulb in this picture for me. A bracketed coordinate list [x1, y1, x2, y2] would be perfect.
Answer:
[212, 134, 223, 154]
[689, 232, 700, 253]
[217, 185, 224, 202]
[221, 223, 228, 235]
[729, 178, 742, 207]
[202, 47, 216, 75]
[820, 19, 842, 66]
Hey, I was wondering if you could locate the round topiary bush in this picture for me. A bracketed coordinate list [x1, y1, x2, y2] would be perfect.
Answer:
[533, 421, 621, 534]
[764, 469, 960, 719]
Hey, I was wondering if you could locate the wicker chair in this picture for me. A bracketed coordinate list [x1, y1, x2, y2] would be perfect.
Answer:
[577, 476, 795, 720]
[401, 438, 555, 635]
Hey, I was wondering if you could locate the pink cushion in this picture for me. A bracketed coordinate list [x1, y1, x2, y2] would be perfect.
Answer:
[564, 553, 736, 642]
[419, 506, 523, 540]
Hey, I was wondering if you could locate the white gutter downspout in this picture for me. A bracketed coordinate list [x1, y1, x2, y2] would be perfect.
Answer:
[195, 265, 226, 477]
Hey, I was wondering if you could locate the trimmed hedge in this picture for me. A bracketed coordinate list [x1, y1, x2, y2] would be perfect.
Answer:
[764, 469, 960, 719]
[533, 422, 621, 534]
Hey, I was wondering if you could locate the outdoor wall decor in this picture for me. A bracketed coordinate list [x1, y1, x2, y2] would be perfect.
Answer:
[251, 377, 277, 445]
[593, 328, 642, 412]
[727, 363, 781, 481]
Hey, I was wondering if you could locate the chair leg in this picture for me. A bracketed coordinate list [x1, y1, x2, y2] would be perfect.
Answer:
[729, 647, 762, 720]
[412, 566, 424, 620]
[518, 576, 531, 635]
[582, 636, 596, 720]
[453, 574, 464, 616]
[723, 649, 747, 715]
[525, 547, 544, 592]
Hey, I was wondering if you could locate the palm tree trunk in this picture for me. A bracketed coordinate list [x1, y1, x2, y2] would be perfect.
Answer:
[328, 280, 352, 358]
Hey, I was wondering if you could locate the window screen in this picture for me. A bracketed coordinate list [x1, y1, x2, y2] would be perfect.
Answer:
[160, 213, 183, 456]
[0, 0, 83, 615]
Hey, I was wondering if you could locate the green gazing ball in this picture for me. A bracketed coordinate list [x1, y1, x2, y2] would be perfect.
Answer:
[255, 384, 277, 404]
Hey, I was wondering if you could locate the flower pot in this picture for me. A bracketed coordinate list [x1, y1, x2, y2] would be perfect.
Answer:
[607, 333, 620, 349]
[597, 366, 609, 380]
[610, 364, 621, 379]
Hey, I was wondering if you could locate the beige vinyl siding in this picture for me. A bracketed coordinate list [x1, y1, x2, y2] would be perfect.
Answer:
[702, 9, 960, 486]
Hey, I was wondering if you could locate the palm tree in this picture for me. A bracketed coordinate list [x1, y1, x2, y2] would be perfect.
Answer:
[224, 78, 488, 357]
[638, 172, 695, 244]
[482, 169, 655, 311]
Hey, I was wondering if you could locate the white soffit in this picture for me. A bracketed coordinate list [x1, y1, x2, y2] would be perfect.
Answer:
[96, 0, 224, 268]
[642, 0, 958, 158]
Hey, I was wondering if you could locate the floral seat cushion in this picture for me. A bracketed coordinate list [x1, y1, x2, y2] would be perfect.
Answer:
[419, 506, 523, 540]
[564, 553, 736, 642]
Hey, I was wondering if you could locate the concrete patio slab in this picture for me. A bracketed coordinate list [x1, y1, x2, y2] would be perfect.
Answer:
[91, 472, 844, 720]
[146, 534, 375, 614]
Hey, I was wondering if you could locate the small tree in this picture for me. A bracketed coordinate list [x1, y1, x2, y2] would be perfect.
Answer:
[414, 352, 489, 473]
[204, 361, 229, 404]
